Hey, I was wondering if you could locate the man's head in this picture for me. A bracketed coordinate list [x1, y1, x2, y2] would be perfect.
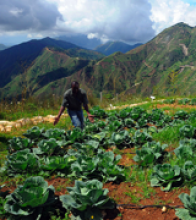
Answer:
[71, 81, 79, 94]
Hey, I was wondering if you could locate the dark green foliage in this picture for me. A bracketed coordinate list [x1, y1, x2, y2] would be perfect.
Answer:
[130, 107, 145, 121]
[150, 109, 164, 123]
[107, 120, 123, 132]
[43, 128, 65, 139]
[163, 99, 175, 104]
[176, 186, 196, 219]
[90, 106, 107, 118]
[33, 138, 63, 156]
[60, 180, 115, 220]
[23, 126, 44, 140]
[70, 150, 125, 182]
[174, 145, 193, 161]
[65, 128, 86, 144]
[5, 149, 39, 176]
[110, 130, 132, 147]
[190, 99, 196, 105]
[181, 161, 196, 183]
[179, 125, 195, 138]
[8, 137, 33, 153]
[0, 185, 9, 215]
[4, 176, 56, 220]
[124, 118, 135, 128]
[151, 164, 182, 191]
[118, 109, 130, 119]
[39, 155, 76, 175]
[174, 110, 188, 120]
[134, 142, 168, 166]
[178, 99, 190, 105]
[133, 131, 152, 146]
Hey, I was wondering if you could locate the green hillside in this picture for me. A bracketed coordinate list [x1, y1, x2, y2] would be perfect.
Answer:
[1, 22, 196, 99]
[0, 47, 99, 99]
[55, 22, 196, 97]
[0, 37, 104, 89]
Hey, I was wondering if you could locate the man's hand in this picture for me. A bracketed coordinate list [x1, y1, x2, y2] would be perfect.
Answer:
[87, 113, 95, 123]
[54, 116, 60, 126]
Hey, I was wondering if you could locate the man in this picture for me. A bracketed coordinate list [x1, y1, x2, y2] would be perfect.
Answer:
[54, 81, 94, 129]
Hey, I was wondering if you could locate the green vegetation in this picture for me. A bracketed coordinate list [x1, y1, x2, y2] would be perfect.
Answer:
[4, 176, 56, 220]
[150, 164, 182, 191]
[60, 180, 115, 220]
[176, 187, 196, 219]
[2, 100, 196, 219]
[2, 23, 196, 99]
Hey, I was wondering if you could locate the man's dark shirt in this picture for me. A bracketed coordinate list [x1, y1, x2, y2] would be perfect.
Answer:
[61, 88, 88, 111]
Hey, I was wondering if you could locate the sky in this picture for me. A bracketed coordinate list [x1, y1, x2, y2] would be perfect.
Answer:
[0, 0, 196, 46]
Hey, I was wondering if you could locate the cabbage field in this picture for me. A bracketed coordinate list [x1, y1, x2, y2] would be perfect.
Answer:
[1, 104, 196, 220]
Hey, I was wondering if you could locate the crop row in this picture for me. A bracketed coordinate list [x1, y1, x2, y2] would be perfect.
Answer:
[163, 98, 196, 105]
[1, 105, 196, 219]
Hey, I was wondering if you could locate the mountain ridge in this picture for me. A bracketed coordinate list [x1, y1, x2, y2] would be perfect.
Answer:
[0, 37, 104, 89]
[1, 22, 196, 99]
[94, 41, 142, 55]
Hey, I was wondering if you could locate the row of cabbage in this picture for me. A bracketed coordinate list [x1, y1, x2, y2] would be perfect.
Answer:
[163, 98, 196, 105]
[1, 106, 196, 219]
[0, 176, 116, 220]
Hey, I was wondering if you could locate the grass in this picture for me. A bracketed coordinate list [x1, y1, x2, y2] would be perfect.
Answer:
[123, 189, 141, 204]
[152, 124, 183, 144]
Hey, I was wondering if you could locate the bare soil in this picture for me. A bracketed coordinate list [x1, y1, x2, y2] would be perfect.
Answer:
[103, 182, 189, 220]
[0, 174, 190, 220]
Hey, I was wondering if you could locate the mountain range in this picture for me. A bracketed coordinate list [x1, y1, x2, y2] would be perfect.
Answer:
[61, 22, 196, 97]
[0, 22, 196, 99]
[57, 34, 141, 55]
[0, 44, 7, 51]
[94, 42, 142, 56]
[56, 34, 102, 50]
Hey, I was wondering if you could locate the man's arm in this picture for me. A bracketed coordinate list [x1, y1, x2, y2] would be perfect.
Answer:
[54, 92, 69, 126]
[83, 104, 94, 123]
[54, 106, 65, 125]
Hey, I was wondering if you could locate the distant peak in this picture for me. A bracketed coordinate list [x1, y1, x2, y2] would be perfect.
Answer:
[173, 22, 192, 28]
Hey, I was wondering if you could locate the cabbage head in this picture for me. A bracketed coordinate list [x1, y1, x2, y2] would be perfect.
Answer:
[60, 180, 115, 220]
[110, 130, 132, 146]
[133, 130, 152, 146]
[174, 110, 188, 120]
[23, 126, 44, 140]
[176, 186, 196, 220]
[5, 149, 39, 176]
[180, 125, 195, 139]
[190, 98, 196, 105]
[174, 145, 193, 161]
[4, 176, 56, 220]
[124, 118, 135, 128]
[43, 128, 65, 139]
[181, 161, 196, 183]
[8, 137, 33, 153]
[150, 164, 181, 191]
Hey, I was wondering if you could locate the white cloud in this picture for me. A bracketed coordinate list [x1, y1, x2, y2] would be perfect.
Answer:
[45, 0, 155, 44]
[9, 8, 23, 17]
[87, 33, 99, 39]
[27, 34, 32, 38]
[36, 34, 43, 38]
[149, 0, 196, 34]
